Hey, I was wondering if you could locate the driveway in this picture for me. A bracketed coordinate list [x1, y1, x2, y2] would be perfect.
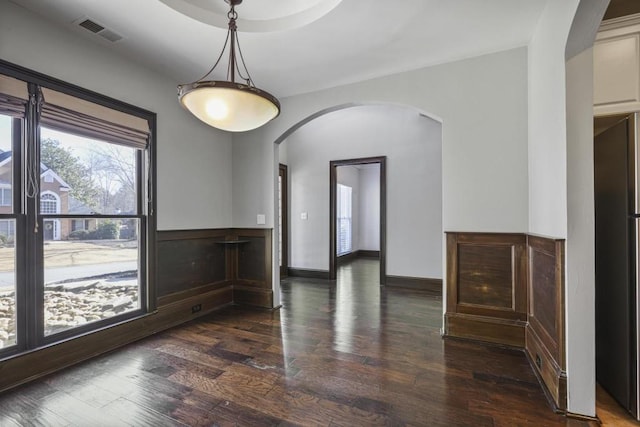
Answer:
[0, 261, 138, 289]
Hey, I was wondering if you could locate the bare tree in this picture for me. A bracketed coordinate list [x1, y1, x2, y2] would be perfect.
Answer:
[88, 144, 136, 214]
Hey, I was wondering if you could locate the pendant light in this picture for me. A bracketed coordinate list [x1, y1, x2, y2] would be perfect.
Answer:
[178, 0, 280, 132]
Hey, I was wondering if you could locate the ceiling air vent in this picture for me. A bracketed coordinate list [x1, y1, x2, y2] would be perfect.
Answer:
[78, 18, 104, 34]
[75, 17, 123, 42]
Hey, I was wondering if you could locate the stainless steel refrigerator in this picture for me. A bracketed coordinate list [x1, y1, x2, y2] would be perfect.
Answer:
[594, 112, 640, 419]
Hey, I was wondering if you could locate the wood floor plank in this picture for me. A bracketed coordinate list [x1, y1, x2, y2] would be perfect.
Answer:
[596, 384, 638, 426]
[0, 258, 625, 426]
[100, 397, 187, 427]
[0, 393, 71, 427]
[122, 386, 221, 426]
[205, 400, 289, 426]
[38, 391, 129, 427]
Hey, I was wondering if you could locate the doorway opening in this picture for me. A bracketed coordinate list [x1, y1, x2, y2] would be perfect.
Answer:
[272, 103, 442, 306]
[329, 156, 386, 284]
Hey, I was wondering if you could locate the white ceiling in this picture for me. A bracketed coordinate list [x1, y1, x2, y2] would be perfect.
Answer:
[9, 0, 550, 98]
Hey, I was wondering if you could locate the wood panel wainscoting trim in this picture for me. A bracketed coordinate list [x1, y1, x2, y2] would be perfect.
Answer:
[157, 228, 274, 309]
[526, 234, 566, 411]
[156, 228, 230, 306]
[446, 313, 527, 347]
[444, 232, 528, 348]
[227, 228, 273, 309]
[444, 231, 567, 412]
[385, 275, 442, 294]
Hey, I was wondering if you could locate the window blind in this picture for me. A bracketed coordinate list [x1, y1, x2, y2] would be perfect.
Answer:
[0, 74, 28, 118]
[40, 87, 149, 149]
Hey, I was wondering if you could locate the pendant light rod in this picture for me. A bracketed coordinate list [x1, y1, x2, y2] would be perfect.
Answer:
[186, 0, 244, 86]
[228, 1, 237, 83]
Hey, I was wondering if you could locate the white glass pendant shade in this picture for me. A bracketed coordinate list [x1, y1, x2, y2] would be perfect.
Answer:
[179, 81, 280, 132]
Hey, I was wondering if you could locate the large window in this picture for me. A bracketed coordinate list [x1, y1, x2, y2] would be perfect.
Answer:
[337, 183, 352, 255]
[0, 69, 154, 355]
[40, 127, 142, 336]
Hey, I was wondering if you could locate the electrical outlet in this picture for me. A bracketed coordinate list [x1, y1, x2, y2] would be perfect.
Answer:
[191, 304, 202, 314]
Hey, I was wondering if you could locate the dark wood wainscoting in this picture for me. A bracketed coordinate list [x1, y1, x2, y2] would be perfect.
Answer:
[526, 235, 566, 411]
[157, 229, 231, 306]
[445, 232, 528, 347]
[227, 228, 273, 308]
[157, 228, 273, 309]
[444, 231, 567, 412]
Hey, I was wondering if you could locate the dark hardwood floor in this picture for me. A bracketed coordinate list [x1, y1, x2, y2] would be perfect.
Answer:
[0, 259, 601, 426]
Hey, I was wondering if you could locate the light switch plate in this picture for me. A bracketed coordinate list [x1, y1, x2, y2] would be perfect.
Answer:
[257, 214, 266, 225]
[301, 212, 308, 220]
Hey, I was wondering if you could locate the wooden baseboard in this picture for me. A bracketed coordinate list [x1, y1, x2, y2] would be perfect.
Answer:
[337, 250, 380, 263]
[0, 286, 233, 393]
[385, 275, 442, 293]
[566, 412, 599, 423]
[358, 250, 380, 258]
[157, 280, 232, 306]
[337, 251, 358, 264]
[444, 312, 526, 348]
[233, 286, 273, 308]
[526, 324, 567, 411]
[287, 268, 331, 280]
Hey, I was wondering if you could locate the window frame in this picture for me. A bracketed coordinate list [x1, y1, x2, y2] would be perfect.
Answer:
[0, 59, 157, 359]
[0, 116, 22, 357]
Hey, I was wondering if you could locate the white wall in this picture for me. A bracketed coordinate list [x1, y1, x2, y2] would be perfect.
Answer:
[528, 0, 606, 417]
[527, 0, 580, 238]
[0, 2, 233, 230]
[232, 45, 528, 332]
[283, 105, 442, 279]
[279, 139, 288, 165]
[565, 46, 596, 418]
[232, 47, 529, 236]
[359, 165, 380, 251]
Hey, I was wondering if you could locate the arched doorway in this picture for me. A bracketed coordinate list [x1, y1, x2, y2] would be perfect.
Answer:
[272, 103, 443, 297]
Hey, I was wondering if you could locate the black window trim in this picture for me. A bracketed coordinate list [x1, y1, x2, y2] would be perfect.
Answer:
[0, 58, 157, 359]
